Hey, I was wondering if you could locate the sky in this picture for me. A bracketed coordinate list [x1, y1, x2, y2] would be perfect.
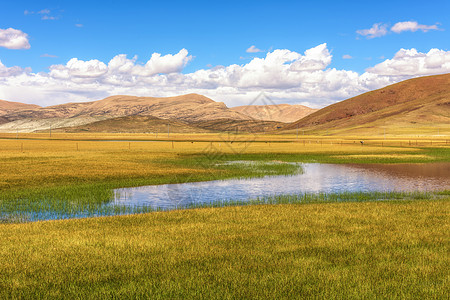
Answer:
[0, 0, 449, 108]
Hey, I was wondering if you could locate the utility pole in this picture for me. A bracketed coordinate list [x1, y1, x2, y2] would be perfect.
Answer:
[296, 125, 299, 140]
[167, 123, 170, 138]
[49, 125, 52, 137]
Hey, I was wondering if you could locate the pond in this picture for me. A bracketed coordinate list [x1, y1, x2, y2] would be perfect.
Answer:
[111, 162, 449, 210]
[2, 162, 448, 222]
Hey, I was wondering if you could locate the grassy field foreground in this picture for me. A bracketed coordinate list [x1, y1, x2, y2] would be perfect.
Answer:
[0, 199, 448, 298]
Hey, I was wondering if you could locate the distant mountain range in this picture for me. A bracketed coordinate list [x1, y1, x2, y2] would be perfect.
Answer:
[0, 73, 449, 134]
[0, 94, 313, 133]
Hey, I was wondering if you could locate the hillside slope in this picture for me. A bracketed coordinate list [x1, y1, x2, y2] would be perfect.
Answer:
[2, 94, 250, 123]
[51, 115, 213, 133]
[0, 100, 41, 125]
[0, 94, 254, 132]
[231, 104, 317, 123]
[284, 73, 450, 134]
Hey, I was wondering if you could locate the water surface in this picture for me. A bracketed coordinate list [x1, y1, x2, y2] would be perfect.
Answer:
[112, 163, 449, 210]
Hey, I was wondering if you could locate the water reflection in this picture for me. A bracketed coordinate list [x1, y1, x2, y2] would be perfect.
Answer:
[112, 163, 449, 210]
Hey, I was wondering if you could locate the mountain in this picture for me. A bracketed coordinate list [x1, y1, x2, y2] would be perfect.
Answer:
[231, 104, 317, 123]
[51, 115, 212, 133]
[283, 73, 450, 134]
[0, 99, 40, 115]
[1, 94, 249, 123]
[0, 99, 41, 125]
[0, 94, 257, 132]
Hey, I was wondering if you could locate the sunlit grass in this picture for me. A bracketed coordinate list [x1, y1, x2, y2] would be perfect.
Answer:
[0, 133, 448, 297]
[0, 199, 448, 298]
[0, 136, 448, 221]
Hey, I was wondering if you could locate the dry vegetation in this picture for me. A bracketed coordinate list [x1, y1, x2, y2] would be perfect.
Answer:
[0, 132, 448, 298]
[1, 200, 448, 298]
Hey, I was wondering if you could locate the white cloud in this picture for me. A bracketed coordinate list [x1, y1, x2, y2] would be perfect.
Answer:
[0, 60, 28, 77]
[342, 54, 353, 59]
[37, 9, 51, 15]
[391, 21, 440, 33]
[41, 15, 58, 20]
[50, 58, 108, 79]
[47, 49, 193, 82]
[25, 9, 58, 20]
[356, 23, 388, 39]
[0, 28, 30, 50]
[0, 45, 449, 108]
[246, 45, 263, 53]
[75, 24, 83, 28]
[41, 53, 58, 58]
[290, 43, 332, 71]
[366, 48, 450, 76]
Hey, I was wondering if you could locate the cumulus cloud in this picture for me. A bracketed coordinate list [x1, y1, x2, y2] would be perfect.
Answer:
[342, 54, 352, 59]
[358, 21, 442, 39]
[0, 60, 27, 77]
[50, 58, 108, 79]
[0, 28, 30, 50]
[0, 45, 449, 108]
[246, 45, 263, 53]
[366, 48, 450, 76]
[356, 23, 388, 39]
[290, 43, 332, 71]
[391, 21, 440, 33]
[48, 48, 192, 82]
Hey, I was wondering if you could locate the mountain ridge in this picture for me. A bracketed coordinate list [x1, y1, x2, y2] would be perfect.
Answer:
[283, 73, 450, 133]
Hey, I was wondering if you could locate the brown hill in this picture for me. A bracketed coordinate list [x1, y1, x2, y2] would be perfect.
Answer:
[0, 99, 40, 115]
[284, 73, 450, 134]
[51, 115, 212, 133]
[3, 94, 249, 123]
[231, 104, 317, 123]
[192, 119, 285, 133]
[0, 100, 40, 124]
[0, 94, 253, 132]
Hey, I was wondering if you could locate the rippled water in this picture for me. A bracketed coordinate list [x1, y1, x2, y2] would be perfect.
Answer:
[112, 163, 449, 210]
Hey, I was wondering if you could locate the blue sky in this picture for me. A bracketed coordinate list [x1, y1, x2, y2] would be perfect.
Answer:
[0, 0, 449, 107]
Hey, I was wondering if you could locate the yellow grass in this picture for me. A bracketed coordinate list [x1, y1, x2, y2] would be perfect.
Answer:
[0, 200, 448, 298]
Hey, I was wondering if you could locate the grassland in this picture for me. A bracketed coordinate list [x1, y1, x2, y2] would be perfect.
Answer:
[0, 133, 448, 297]
[1, 199, 449, 298]
[0, 133, 448, 219]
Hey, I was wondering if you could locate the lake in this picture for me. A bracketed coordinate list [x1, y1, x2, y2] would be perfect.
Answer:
[111, 162, 449, 210]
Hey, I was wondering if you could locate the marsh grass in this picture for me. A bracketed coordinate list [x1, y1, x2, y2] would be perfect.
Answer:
[0, 135, 448, 297]
[0, 199, 448, 298]
[0, 137, 448, 222]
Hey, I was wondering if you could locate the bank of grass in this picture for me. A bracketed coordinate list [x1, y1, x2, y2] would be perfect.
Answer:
[0, 137, 448, 220]
[0, 199, 448, 298]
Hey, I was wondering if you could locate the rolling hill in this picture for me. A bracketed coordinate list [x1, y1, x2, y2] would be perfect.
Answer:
[0, 99, 41, 125]
[231, 104, 317, 123]
[283, 73, 450, 135]
[51, 115, 212, 133]
[1, 73, 449, 135]
[0, 94, 288, 133]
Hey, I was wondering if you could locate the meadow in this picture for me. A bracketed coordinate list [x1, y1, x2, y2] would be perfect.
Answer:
[0, 132, 449, 298]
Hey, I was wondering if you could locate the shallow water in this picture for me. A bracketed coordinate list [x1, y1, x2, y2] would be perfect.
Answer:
[112, 162, 449, 210]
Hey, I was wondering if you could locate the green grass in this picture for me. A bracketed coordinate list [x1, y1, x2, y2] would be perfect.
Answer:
[0, 160, 303, 222]
[1, 139, 448, 222]
[0, 199, 448, 298]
